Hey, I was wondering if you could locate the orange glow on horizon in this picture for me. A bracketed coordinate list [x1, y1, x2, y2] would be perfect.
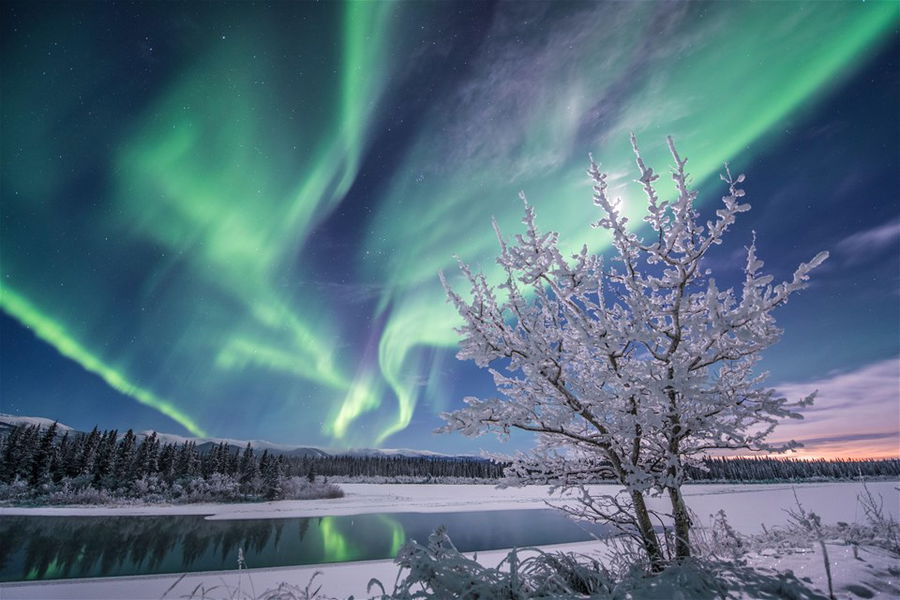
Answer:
[708, 439, 899, 462]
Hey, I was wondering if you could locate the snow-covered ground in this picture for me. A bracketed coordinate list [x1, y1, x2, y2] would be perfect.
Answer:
[1, 481, 897, 599]
[743, 543, 899, 599]
[0, 540, 602, 600]
[3, 538, 896, 600]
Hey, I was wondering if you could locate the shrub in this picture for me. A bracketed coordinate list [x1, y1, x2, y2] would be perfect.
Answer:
[280, 476, 344, 500]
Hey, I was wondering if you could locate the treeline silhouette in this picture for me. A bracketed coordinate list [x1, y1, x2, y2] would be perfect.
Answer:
[0, 423, 343, 502]
[0, 423, 505, 488]
[246, 454, 900, 483]
[686, 455, 900, 482]
[0, 423, 504, 503]
[292, 454, 506, 480]
[1, 423, 897, 505]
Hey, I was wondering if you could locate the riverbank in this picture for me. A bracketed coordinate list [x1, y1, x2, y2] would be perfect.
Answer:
[0, 540, 602, 600]
[1, 482, 897, 599]
[2, 537, 897, 599]
[2, 481, 896, 533]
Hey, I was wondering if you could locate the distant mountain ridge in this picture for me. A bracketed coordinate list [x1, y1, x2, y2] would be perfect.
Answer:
[0, 413, 470, 460]
[141, 430, 330, 458]
[0, 414, 74, 434]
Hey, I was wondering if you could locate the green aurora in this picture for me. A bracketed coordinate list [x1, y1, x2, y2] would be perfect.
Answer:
[1, 2, 897, 446]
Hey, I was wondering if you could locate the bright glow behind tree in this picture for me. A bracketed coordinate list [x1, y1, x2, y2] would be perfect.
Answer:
[440, 136, 828, 564]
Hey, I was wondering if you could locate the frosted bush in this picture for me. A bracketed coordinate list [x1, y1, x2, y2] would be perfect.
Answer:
[696, 510, 746, 561]
[369, 527, 830, 600]
[133, 475, 167, 497]
[177, 571, 341, 600]
[46, 483, 114, 505]
[281, 476, 344, 500]
[373, 526, 614, 599]
[200, 473, 241, 500]
[280, 476, 311, 498]
[0, 478, 30, 502]
[855, 480, 900, 554]
[173, 474, 244, 502]
[170, 482, 184, 499]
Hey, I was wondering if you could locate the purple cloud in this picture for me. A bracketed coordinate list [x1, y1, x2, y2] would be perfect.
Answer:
[837, 219, 900, 264]
[771, 358, 900, 458]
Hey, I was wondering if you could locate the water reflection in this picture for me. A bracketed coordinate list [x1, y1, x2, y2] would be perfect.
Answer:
[0, 509, 612, 582]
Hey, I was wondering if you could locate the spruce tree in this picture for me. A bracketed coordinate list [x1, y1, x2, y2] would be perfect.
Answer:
[77, 426, 101, 477]
[238, 443, 256, 493]
[114, 429, 137, 487]
[0, 425, 24, 483]
[29, 422, 58, 487]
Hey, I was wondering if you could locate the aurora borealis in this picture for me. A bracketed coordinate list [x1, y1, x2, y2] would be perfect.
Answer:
[2, 2, 898, 457]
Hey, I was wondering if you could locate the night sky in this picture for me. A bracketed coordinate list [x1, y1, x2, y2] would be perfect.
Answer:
[1, 2, 898, 457]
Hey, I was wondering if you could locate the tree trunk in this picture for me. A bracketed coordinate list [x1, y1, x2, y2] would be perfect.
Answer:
[665, 416, 691, 561]
[631, 489, 663, 571]
[667, 484, 692, 560]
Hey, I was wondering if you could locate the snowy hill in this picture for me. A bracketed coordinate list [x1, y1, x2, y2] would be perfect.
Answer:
[141, 430, 329, 457]
[0, 413, 74, 435]
[136, 436, 460, 459]
[343, 448, 475, 460]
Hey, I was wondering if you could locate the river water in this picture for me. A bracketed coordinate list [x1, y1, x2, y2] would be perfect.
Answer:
[0, 508, 614, 581]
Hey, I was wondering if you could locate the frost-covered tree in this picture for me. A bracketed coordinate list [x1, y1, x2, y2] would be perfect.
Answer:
[76, 426, 101, 477]
[92, 429, 117, 488]
[0, 425, 28, 483]
[440, 135, 828, 565]
[52, 431, 71, 483]
[29, 422, 58, 486]
[114, 429, 137, 486]
[131, 432, 159, 481]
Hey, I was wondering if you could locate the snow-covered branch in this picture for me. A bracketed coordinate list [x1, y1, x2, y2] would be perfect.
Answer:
[440, 136, 828, 562]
